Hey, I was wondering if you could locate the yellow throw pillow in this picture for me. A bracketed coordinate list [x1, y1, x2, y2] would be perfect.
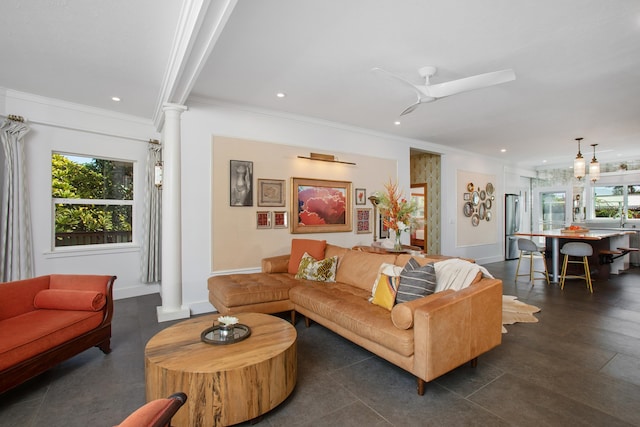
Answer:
[371, 273, 400, 310]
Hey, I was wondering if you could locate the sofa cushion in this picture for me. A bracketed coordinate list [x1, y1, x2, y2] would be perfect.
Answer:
[397, 259, 437, 303]
[325, 244, 350, 268]
[48, 274, 112, 293]
[335, 250, 398, 292]
[34, 289, 106, 312]
[288, 239, 327, 274]
[290, 281, 414, 357]
[208, 273, 298, 308]
[0, 276, 51, 321]
[0, 310, 104, 371]
[295, 253, 338, 282]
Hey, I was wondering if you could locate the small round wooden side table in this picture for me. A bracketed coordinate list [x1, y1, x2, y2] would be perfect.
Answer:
[145, 312, 297, 426]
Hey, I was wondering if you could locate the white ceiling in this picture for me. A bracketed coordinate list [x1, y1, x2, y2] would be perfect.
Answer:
[2, 0, 640, 168]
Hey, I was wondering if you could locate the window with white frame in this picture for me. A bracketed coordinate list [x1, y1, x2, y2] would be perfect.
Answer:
[52, 153, 134, 247]
[593, 184, 640, 220]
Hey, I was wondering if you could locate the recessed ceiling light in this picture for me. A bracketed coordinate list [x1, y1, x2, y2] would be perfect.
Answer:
[394, 121, 401, 126]
[500, 148, 507, 153]
[111, 96, 121, 102]
[542, 160, 547, 163]
[276, 92, 286, 98]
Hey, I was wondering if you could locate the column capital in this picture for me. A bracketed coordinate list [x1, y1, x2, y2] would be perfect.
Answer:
[162, 103, 188, 114]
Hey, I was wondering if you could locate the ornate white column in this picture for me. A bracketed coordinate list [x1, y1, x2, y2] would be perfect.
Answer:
[157, 103, 190, 322]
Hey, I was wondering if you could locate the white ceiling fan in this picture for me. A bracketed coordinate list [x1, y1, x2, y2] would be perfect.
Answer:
[372, 66, 516, 116]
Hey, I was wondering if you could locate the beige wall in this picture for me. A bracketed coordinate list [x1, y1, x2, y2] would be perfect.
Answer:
[410, 152, 441, 254]
[212, 136, 397, 270]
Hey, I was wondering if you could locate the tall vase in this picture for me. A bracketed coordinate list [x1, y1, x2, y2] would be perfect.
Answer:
[393, 229, 403, 251]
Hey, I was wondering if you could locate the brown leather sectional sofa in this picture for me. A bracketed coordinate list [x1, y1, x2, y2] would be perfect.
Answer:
[208, 243, 502, 395]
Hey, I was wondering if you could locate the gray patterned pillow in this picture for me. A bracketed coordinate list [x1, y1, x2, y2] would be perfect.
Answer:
[396, 258, 437, 303]
[295, 252, 338, 282]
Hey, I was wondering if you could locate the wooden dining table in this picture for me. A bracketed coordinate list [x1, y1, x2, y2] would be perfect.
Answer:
[515, 229, 633, 283]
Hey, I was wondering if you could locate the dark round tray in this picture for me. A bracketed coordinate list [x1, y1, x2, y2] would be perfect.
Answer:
[201, 324, 251, 345]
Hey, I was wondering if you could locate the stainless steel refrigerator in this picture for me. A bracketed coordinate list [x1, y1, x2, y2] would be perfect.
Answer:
[505, 193, 520, 260]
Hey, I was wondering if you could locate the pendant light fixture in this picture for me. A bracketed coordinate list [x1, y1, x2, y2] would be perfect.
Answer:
[589, 143, 600, 183]
[573, 137, 585, 180]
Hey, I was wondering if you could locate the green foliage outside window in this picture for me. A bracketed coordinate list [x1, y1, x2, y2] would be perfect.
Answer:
[52, 154, 133, 246]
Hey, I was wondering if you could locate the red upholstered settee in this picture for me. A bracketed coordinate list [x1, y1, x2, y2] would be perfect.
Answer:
[0, 274, 116, 394]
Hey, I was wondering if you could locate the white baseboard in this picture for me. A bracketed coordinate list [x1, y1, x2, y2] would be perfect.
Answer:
[113, 283, 160, 300]
[190, 300, 216, 315]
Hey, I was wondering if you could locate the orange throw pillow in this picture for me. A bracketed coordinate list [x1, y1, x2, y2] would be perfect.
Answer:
[288, 239, 327, 274]
[34, 289, 106, 311]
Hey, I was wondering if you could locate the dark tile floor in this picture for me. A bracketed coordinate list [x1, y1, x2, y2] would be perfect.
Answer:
[2, 260, 640, 426]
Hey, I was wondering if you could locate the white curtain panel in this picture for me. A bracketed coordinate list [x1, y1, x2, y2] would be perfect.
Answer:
[0, 119, 32, 281]
[141, 143, 162, 283]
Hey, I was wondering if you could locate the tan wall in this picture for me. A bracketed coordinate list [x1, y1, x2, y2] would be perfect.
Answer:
[212, 136, 397, 270]
[410, 152, 441, 254]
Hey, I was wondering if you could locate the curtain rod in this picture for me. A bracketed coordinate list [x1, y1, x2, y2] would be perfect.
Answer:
[1, 114, 157, 143]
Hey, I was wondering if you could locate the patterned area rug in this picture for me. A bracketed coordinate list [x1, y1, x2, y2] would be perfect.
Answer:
[502, 295, 541, 333]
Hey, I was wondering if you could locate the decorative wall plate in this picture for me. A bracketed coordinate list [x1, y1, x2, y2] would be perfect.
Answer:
[467, 182, 474, 192]
[479, 202, 487, 220]
[486, 211, 492, 221]
[463, 202, 474, 217]
[480, 189, 486, 200]
[485, 199, 492, 209]
[472, 191, 480, 205]
[471, 213, 480, 226]
[486, 182, 495, 195]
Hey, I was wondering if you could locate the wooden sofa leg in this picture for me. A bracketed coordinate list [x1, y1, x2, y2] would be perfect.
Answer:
[417, 378, 425, 396]
[97, 339, 112, 354]
[470, 357, 478, 368]
[290, 310, 296, 324]
[304, 316, 311, 328]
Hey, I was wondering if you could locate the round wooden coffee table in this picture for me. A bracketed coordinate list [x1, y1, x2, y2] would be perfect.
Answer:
[145, 312, 297, 427]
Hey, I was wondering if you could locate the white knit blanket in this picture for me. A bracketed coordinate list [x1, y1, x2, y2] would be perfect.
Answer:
[434, 258, 494, 292]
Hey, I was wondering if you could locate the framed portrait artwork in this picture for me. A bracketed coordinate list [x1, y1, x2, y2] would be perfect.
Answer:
[230, 160, 253, 206]
[355, 208, 372, 234]
[273, 211, 288, 228]
[355, 188, 367, 205]
[291, 177, 352, 234]
[257, 179, 286, 207]
[256, 211, 272, 229]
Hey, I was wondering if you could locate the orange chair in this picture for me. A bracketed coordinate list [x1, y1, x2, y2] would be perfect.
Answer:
[116, 392, 187, 427]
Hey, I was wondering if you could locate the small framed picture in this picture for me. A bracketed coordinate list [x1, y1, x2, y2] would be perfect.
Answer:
[258, 179, 286, 207]
[256, 211, 272, 229]
[463, 192, 471, 201]
[273, 211, 288, 229]
[355, 208, 372, 234]
[355, 188, 367, 205]
[379, 215, 389, 239]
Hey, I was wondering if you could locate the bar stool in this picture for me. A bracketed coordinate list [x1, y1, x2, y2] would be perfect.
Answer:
[515, 238, 550, 284]
[560, 242, 593, 293]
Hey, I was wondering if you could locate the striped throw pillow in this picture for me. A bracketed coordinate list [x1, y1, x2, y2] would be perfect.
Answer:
[397, 258, 437, 303]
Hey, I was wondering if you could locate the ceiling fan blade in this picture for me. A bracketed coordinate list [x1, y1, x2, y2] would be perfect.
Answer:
[400, 95, 436, 116]
[400, 101, 421, 116]
[371, 67, 423, 97]
[424, 69, 515, 99]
